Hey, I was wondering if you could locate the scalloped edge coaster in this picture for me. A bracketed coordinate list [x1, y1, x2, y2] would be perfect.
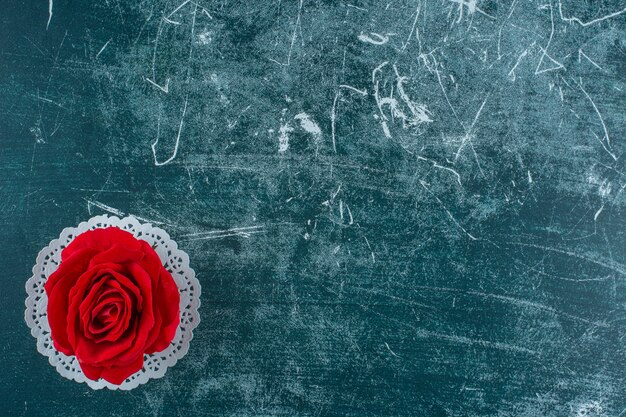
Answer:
[25, 215, 201, 390]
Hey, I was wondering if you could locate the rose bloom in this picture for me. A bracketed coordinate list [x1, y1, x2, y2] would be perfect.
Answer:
[44, 227, 180, 384]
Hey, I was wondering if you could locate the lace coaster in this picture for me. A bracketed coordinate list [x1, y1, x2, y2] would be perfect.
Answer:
[25, 215, 201, 390]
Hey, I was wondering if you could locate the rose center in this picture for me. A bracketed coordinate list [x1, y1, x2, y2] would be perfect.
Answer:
[94, 302, 121, 325]
[81, 273, 136, 341]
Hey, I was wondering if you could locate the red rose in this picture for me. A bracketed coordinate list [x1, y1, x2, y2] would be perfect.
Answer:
[44, 227, 180, 384]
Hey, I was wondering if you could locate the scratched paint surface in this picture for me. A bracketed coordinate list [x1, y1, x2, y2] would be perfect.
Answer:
[1, 0, 625, 415]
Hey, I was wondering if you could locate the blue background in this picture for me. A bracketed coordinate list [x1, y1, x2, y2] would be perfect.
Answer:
[1, 0, 625, 415]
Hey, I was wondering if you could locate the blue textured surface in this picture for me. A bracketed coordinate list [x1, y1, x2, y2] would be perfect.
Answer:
[1, 0, 625, 415]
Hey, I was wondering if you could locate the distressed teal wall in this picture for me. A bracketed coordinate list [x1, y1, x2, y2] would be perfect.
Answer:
[1, 0, 625, 415]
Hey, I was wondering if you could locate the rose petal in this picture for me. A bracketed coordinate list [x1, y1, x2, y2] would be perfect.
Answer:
[88, 243, 144, 269]
[107, 262, 155, 364]
[79, 344, 143, 384]
[90, 289, 124, 322]
[143, 300, 163, 354]
[98, 353, 145, 385]
[45, 247, 97, 355]
[79, 361, 102, 382]
[145, 268, 180, 354]
[71, 267, 146, 361]
[136, 241, 180, 353]
[62, 227, 142, 261]
[88, 299, 123, 336]
[79, 276, 115, 340]
[74, 318, 139, 366]
[137, 241, 164, 279]
[92, 284, 132, 342]
[87, 289, 127, 338]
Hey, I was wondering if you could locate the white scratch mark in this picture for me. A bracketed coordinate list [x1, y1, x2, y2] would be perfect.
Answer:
[186, 166, 195, 194]
[181, 225, 265, 241]
[497, 0, 519, 59]
[372, 63, 432, 139]
[558, 1, 626, 27]
[392, 64, 433, 127]
[416, 328, 537, 355]
[84, 199, 172, 227]
[507, 42, 535, 81]
[535, 48, 565, 75]
[47, 0, 53, 30]
[578, 80, 617, 160]
[438, 86, 488, 178]
[331, 184, 341, 201]
[418, 156, 462, 186]
[163, 16, 181, 25]
[594, 204, 604, 222]
[450, 0, 495, 23]
[152, 96, 188, 166]
[331, 93, 340, 153]
[346, 4, 367, 11]
[332, 85, 368, 153]
[451, 0, 476, 23]
[372, 62, 392, 138]
[294, 112, 322, 153]
[286, 0, 303, 66]
[402, 2, 421, 51]
[454, 95, 488, 167]
[227, 105, 252, 129]
[184, 230, 265, 240]
[358, 32, 389, 45]
[145, 77, 170, 93]
[578, 49, 604, 71]
[363, 236, 375, 263]
[278, 121, 293, 153]
[413, 284, 608, 327]
[384, 342, 401, 358]
[339, 199, 344, 220]
[167, 0, 191, 18]
[151, 18, 165, 80]
[345, 203, 354, 225]
[74, 188, 130, 193]
[36, 96, 65, 109]
[432, 62, 484, 176]
[86, 199, 124, 216]
[535, 4, 565, 75]
[420, 180, 478, 240]
[96, 39, 112, 59]
[506, 241, 626, 277]
[339, 84, 367, 95]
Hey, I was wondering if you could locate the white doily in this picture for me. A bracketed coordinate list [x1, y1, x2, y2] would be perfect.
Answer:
[24, 215, 201, 390]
